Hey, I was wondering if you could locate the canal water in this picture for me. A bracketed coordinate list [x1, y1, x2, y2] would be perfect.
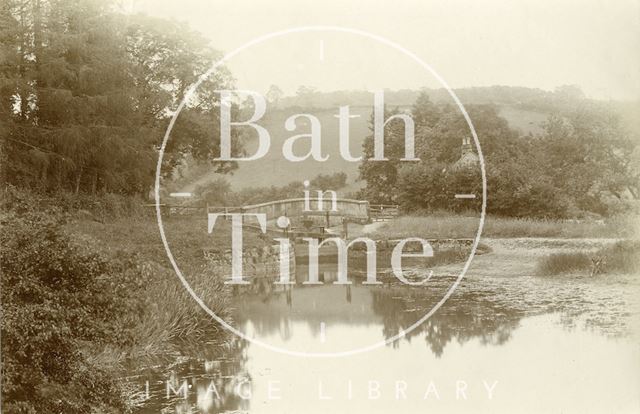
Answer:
[134, 259, 640, 413]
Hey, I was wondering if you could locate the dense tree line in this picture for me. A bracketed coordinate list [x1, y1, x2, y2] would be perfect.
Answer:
[0, 0, 238, 196]
[359, 91, 640, 218]
[275, 84, 599, 111]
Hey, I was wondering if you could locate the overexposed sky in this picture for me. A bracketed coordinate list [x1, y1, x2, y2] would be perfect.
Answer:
[126, 0, 640, 100]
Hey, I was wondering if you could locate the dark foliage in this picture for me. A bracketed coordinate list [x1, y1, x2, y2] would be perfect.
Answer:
[359, 90, 639, 218]
[0, 192, 149, 413]
[0, 0, 236, 196]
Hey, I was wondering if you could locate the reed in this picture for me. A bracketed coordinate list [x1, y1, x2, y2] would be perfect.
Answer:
[536, 240, 640, 276]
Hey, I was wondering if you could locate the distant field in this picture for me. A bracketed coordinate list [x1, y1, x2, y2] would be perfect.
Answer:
[497, 105, 548, 135]
[225, 106, 370, 192]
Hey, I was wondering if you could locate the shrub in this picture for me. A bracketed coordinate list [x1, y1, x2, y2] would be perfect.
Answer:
[0, 208, 149, 412]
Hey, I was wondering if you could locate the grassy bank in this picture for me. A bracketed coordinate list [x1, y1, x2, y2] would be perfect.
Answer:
[66, 215, 268, 356]
[369, 214, 640, 239]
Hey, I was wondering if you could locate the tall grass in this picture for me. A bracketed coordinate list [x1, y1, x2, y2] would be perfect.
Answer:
[370, 214, 639, 239]
[127, 262, 233, 357]
[536, 241, 640, 276]
[592, 241, 640, 274]
[536, 252, 593, 275]
[68, 215, 267, 359]
[2, 185, 148, 219]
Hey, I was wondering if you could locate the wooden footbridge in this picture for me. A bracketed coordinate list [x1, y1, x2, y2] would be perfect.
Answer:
[235, 197, 370, 222]
[155, 197, 399, 226]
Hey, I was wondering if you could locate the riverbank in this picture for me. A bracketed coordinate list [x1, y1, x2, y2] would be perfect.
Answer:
[67, 214, 640, 350]
[41, 208, 640, 411]
[61, 214, 272, 410]
[429, 237, 639, 280]
[67, 215, 269, 352]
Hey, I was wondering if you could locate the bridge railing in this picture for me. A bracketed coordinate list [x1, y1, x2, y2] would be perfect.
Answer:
[239, 197, 369, 221]
[369, 204, 400, 221]
[146, 197, 377, 222]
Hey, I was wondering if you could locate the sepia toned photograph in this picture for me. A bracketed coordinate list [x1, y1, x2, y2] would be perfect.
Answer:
[1, 0, 639, 413]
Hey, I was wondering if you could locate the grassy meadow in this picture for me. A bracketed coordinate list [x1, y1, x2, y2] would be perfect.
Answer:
[368, 213, 640, 240]
[66, 214, 266, 268]
[223, 107, 370, 192]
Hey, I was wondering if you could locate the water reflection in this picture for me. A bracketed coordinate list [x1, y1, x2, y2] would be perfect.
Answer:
[232, 262, 523, 356]
[370, 288, 520, 356]
[132, 336, 251, 413]
[134, 258, 640, 413]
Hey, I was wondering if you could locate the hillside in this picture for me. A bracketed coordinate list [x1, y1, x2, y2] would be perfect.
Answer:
[225, 106, 370, 192]
[179, 86, 639, 193]
[222, 104, 549, 191]
[182, 108, 550, 193]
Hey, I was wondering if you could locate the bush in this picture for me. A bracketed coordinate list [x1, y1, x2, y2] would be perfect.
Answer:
[0, 207, 149, 412]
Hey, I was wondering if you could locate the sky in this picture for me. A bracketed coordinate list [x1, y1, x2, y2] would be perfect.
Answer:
[125, 0, 640, 100]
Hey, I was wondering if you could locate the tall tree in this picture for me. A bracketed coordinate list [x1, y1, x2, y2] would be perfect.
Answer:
[1, 0, 239, 196]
